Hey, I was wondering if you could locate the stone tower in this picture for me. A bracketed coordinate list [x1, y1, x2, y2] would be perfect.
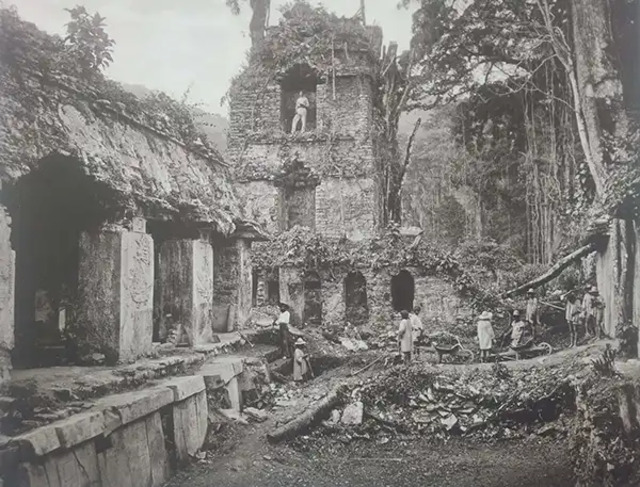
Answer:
[227, 9, 383, 241]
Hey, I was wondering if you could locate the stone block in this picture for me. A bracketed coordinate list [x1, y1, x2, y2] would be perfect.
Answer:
[10, 424, 61, 458]
[96, 386, 174, 431]
[77, 226, 154, 363]
[53, 411, 104, 449]
[97, 411, 169, 487]
[157, 239, 214, 345]
[199, 358, 245, 410]
[172, 391, 208, 464]
[162, 375, 205, 402]
[0, 206, 15, 384]
[16, 440, 100, 487]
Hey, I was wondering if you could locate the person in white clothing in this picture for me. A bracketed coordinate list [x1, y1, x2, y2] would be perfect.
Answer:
[291, 91, 310, 133]
[274, 302, 292, 358]
[397, 310, 413, 365]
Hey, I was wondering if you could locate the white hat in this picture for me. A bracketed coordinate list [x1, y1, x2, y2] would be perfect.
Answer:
[527, 288, 535, 294]
[589, 286, 598, 294]
[479, 311, 492, 320]
[294, 338, 306, 346]
[513, 310, 520, 317]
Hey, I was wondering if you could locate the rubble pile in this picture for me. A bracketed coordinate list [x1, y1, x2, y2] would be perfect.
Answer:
[350, 363, 579, 439]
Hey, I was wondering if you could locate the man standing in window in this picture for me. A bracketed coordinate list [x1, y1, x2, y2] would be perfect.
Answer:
[291, 91, 309, 133]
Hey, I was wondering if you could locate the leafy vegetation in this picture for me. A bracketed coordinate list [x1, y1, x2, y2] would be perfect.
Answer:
[0, 6, 221, 159]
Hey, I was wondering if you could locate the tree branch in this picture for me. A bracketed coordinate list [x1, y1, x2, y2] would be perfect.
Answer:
[502, 242, 597, 298]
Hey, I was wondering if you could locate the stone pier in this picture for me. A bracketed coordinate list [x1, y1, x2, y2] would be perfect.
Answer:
[212, 237, 253, 333]
[0, 204, 15, 383]
[158, 236, 214, 345]
[76, 220, 154, 364]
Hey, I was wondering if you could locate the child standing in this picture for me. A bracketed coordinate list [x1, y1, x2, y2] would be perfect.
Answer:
[293, 338, 310, 382]
[397, 310, 413, 365]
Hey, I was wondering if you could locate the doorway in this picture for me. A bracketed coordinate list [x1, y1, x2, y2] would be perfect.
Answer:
[391, 270, 414, 312]
[345, 271, 368, 325]
[303, 270, 322, 326]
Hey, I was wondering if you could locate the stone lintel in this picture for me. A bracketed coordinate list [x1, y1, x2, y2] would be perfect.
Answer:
[96, 386, 174, 432]
[10, 424, 61, 459]
[53, 410, 105, 449]
[161, 375, 206, 402]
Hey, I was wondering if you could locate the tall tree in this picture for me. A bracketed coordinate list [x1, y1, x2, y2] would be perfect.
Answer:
[226, 0, 271, 49]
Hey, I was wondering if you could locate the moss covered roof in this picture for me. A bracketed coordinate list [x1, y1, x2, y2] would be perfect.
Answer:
[0, 7, 242, 234]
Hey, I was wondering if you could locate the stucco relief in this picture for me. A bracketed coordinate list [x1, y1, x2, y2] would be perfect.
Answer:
[126, 234, 154, 310]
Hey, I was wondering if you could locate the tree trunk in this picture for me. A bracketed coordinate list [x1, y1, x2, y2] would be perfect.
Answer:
[249, 0, 270, 49]
[267, 385, 345, 443]
[569, 0, 629, 191]
[503, 242, 597, 298]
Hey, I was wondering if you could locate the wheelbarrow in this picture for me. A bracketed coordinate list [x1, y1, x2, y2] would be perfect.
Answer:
[432, 338, 475, 364]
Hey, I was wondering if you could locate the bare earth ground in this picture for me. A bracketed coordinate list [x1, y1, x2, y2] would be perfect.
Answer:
[166, 425, 573, 487]
[163, 341, 609, 487]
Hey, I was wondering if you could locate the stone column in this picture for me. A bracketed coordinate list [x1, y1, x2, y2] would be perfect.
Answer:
[235, 238, 252, 328]
[279, 266, 304, 324]
[0, 205, 15, 383]
[77, 219, 153, 364]
[158, 236, 214, 345]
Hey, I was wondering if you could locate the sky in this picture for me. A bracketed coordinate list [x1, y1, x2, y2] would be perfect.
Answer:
[10, 0, 414, 116]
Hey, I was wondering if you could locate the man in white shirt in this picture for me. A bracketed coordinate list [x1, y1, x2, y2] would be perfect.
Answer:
[274, 302, 292, 358]
[291, 91, 309, 133]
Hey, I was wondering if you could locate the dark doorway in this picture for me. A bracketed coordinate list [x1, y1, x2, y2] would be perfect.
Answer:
[345, 271, 368, 325]
[303, 270, 322, 326]
[4, 155, 110, 367]
[391, 270, 414, 312]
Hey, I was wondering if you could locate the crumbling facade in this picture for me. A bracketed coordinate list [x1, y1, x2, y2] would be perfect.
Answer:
[227, 7, 474, 330]
[0, 12, 261, 379]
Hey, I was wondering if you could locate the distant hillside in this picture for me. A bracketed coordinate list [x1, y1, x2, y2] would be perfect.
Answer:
[121, 83, 228, 153]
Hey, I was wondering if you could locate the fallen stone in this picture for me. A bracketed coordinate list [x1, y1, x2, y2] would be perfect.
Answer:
[244, 407, 268, 423]
[330, 409, 341, 423]
[341, 401, 364, 425]
[219, 408, 249, 425]
[441, 414, 458, 431]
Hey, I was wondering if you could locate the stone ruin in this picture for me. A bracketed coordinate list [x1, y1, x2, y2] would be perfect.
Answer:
[0, 12, 267, 380]
[227, 11, 473, 331]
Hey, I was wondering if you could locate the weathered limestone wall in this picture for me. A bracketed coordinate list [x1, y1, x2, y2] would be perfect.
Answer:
[266, 266, 472, 330]
[77, 224, 154, 364]
[0, 204, 15, 382]
[158, 238, 214, 345]
[212, 238, 253, 331]
[5, 376, 208, 487]
[315, 178, 376, 240]
[228, 70, 380, 240]
[634, 222, 640, 352]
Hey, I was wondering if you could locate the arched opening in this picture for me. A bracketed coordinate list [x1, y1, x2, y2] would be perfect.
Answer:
[303, 270, 322, 326]
[4, 155, 113, 367]
[280, 64, 319, 132]
[391, 270, 414, 312]
[344, 271, 368, 325]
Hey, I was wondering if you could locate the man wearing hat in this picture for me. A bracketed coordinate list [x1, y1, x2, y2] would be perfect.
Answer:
[565, 292, 581, 347]
[477, 311, 495, 362]
[293, 338, 311, 382]
[525, 289, 539, 338]
[582, 286, 604, 339]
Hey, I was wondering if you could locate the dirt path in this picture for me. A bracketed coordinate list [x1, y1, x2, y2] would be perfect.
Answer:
[166, 430, 573, 487]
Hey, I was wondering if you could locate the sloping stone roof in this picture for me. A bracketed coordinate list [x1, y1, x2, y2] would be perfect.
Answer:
[0, 8, 241, 234]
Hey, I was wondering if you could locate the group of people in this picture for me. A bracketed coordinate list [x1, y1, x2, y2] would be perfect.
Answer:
[476, 285, 606, 361]
[565, 285, 605, 347]
[272, 302, 312, 383]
